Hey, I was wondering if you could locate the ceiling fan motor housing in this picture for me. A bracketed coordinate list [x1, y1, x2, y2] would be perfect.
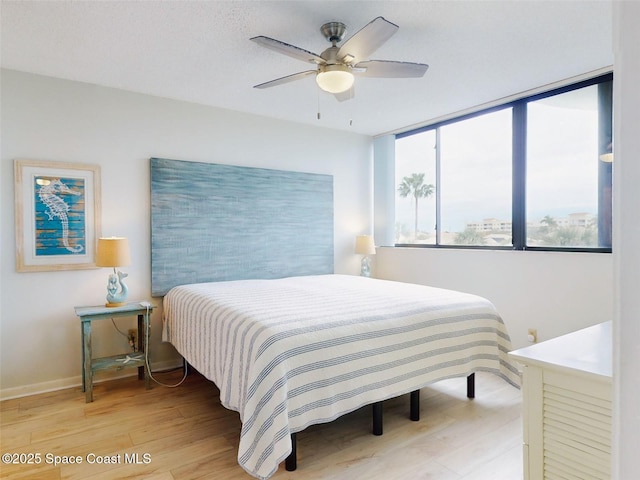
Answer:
[321, 22, 347, 44]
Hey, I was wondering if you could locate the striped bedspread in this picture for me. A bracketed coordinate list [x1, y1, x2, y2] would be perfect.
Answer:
[162, 274, 520, 479]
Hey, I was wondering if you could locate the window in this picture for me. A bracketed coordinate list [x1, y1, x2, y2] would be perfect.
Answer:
[394, 73, 613, 252]
[526, 85, 608, 248]
[440, 108, 512, 246]
[395, 130, 436, 244]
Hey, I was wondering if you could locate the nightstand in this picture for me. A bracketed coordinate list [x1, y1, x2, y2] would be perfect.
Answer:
[75, 302, 153, 402]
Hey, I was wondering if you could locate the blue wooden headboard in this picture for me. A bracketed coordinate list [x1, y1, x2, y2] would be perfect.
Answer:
[150, 158, 334, 296]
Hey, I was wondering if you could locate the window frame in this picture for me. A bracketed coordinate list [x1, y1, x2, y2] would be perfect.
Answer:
[394, 72, 613, 253]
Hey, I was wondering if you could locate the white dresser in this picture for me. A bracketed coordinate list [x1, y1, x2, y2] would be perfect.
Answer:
[509, 322, 612, 480]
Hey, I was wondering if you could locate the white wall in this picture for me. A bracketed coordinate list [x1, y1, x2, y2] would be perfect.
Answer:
[0, 69, 373, 399]
[374, 247, 613, 349]
[612, 1, 640, 476]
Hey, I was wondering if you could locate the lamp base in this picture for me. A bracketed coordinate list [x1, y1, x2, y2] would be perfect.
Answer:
[105, 270, 129, 307]
[360, 256, 372, 277]
[105, 301, 126, 308]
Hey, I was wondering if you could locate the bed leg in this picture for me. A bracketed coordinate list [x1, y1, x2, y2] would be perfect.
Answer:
[467, 373, 475, 399]
[372, 401, 383, 436]
[285, 433, 297, 471]
[410, 390, 420, 421]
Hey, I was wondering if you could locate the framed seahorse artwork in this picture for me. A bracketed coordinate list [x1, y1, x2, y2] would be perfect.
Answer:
[14, 159, 101, 272]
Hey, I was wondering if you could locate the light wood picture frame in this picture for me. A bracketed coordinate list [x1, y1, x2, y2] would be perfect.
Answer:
[14, 159, 102, 272]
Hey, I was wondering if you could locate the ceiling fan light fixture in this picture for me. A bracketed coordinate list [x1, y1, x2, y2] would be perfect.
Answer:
[316, 64, 354, 93]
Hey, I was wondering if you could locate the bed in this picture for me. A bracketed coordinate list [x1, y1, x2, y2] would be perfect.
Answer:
[162, 273, 520, 479]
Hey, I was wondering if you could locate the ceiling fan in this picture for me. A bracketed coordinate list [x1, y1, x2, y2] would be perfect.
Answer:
[250, 16, 429, 101]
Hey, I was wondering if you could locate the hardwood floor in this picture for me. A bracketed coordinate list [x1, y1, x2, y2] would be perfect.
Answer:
[1, 370, 523, 480]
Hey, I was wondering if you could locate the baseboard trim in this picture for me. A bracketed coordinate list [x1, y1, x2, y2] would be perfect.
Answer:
[0, 359, 183, 401]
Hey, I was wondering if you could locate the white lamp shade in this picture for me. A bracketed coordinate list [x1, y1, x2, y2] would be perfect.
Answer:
[96, 237, 131, 267]
[355, 235, 376, 255]
[316, 65, 354, 94]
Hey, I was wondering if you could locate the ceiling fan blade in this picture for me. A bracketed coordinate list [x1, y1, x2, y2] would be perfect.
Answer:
[250, 36, 325, 64]
[337, 16, 399, 64]
[253, 70, 317, 89]
[354, 60, 429, 78]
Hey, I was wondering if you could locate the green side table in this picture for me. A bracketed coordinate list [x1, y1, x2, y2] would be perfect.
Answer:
[75, 302, 153, 402]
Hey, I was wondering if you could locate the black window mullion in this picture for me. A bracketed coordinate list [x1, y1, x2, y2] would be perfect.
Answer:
[512, 102, 527, 250]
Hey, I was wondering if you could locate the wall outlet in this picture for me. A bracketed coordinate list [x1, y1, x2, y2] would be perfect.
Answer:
[527, 328, 538, 343]
[128, 329, 137, 351]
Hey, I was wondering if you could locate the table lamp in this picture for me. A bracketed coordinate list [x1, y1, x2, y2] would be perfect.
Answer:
[96, 237, 131, 307]
[355, 235, 376, 277]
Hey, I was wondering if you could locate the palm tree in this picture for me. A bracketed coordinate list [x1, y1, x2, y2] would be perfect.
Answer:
[540, 215, 558, 234]
[398, 173, 434, 238]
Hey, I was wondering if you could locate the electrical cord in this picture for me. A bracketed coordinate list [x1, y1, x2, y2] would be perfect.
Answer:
[143, 303, 188, 388]
[111, 317, 138, 352]
[109, 304, 188, 387]
[111, 318, 132, 342]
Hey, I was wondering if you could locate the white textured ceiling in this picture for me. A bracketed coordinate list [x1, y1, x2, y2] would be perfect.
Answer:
[1, 1, 613, 136]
